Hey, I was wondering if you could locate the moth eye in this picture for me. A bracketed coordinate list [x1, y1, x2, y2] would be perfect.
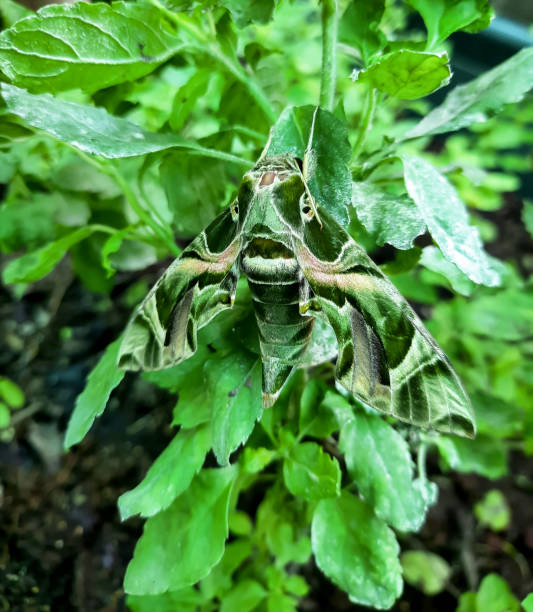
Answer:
[300, 200, 314, 221]
[231, 203, 239, 221]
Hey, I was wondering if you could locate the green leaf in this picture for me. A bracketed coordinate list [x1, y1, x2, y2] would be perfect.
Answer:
[457, 574, 520, 612]
[240, 447, 277, 474]
[406, 0, 492, 49]
[298, 380, 338, 439]
[436, 435, 508, 479]
[338, 0, 386, 65]
[169, 69, 211, 133]
[256, 485, 312, 566]
[209, 355, 263, 465]
[402, 155, 500, 287]
[404, 48, 533, 139]
[455, 289, 533, 342]
[3, 225, 96, 284]
[268, 105, 351, 225]
[128, 588, 207, 612]
[160, 152, 226, 237]
[311, 492, 402, 609]
[0, 403, 10, 429]
[64, 338, 125, 449]
[339, 412, 430, 532]
[0, 84, 252, 164]
[523, 593, 533, 612]
[200, 538, 253, 599]
[220, 580, 267, 612]
[0, 376, 25, 408]
[221, 0, 276, 27]
[420, 245, 475, 296]
[523, 201, 533, 239]
[125, 466, 237, 595]
[0, 0, 32, 29]
[401, 551, 451, 595]
[352, 181, 426, 249]
[283, 442, 341, 501]
[0, 1, 187, 93]
[474, 490, 511, 532]
[356, 50, 451, 100]
[118, 426, 211, 520]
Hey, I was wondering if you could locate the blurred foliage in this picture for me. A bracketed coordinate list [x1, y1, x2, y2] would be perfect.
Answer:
[0, 0, 532, 609]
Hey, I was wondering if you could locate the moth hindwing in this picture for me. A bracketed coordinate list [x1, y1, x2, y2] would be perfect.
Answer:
[118, 154, 475, 437]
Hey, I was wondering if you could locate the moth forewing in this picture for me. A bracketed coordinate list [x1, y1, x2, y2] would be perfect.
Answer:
[117, 207, 241, 371]
[292, 204, 475, 438]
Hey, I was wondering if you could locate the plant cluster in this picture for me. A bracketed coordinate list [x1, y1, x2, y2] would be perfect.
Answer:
[0, 0, 532, 609]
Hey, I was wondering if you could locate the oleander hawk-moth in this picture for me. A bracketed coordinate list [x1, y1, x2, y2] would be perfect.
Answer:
[118, 155, 475, 437]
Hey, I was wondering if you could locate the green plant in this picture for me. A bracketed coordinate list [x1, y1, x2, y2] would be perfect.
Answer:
[0, 0, 532, 609]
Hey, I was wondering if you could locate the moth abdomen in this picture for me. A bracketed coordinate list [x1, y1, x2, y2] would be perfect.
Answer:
[242, 246, 315, 406]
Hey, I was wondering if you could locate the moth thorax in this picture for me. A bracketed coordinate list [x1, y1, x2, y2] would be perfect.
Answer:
[240, 238, 299, 283]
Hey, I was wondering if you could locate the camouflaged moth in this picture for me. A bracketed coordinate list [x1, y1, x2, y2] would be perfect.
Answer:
[118, 150, 475, 437]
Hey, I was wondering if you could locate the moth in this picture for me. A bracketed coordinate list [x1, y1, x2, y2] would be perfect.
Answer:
[118, 154, 475, 437]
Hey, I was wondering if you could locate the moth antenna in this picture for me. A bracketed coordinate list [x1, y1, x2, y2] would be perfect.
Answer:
[258, 127, 274, 161]
[303, 106, 319, 180]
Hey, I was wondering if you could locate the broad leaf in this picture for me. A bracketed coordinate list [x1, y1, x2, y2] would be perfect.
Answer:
[283, 442, 341, 501]
[125, 466, 237, 595]
[267, 105, 351, 224]
[64, 338, 124, 449]
[208, 354, 263, 465]
[401, 551, 450, 595]
[406, 0, 492, 49]
[256, 485, 312, 566]
[457, 574, 520, 612]
[340, 412, 431, 532]
[402, 155, 500, 286]
[338, 0, 386, 65]
[0, 84, 252, 164]
[221, 0, 276, 27]
[0, 2, 187, 93]
[436, 435, 508, 479]
[311, 492, 402, 609]
[160, 152, 226, 237]
[355, 50, 451, 100]
[128, 589, 206, 612]
[420, 245, 475, 296]
[298, 380, 338, 439]
[474, 489, 510, 531]
[455, 289, 533, 342]
[404, 48, 533, 139]
[3, 225, 97, 284]
[118, 426, 211, 520]
[352, 181, 425, 249]
[219, 580, 266, 612]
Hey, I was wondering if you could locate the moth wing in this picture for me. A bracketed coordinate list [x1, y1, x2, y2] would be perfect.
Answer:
[118, 208, 241, 371]
[294, 209, 475, 437]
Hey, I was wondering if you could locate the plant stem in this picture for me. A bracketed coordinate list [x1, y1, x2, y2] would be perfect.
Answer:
[352, 86, 377, 159]
[319, 0, 338, 111]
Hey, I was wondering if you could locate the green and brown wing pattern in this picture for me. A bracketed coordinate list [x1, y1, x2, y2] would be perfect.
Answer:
[294, 208, 475, 437]
[118, 208, 241, 371]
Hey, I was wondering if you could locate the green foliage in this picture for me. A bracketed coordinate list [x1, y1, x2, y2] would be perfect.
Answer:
[474, 489, 511, 531]
[0, 0, 531, 609]
[401, 551, 451, 595]
[312, 492, 403, 608]
[456, 573, 520, 612]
